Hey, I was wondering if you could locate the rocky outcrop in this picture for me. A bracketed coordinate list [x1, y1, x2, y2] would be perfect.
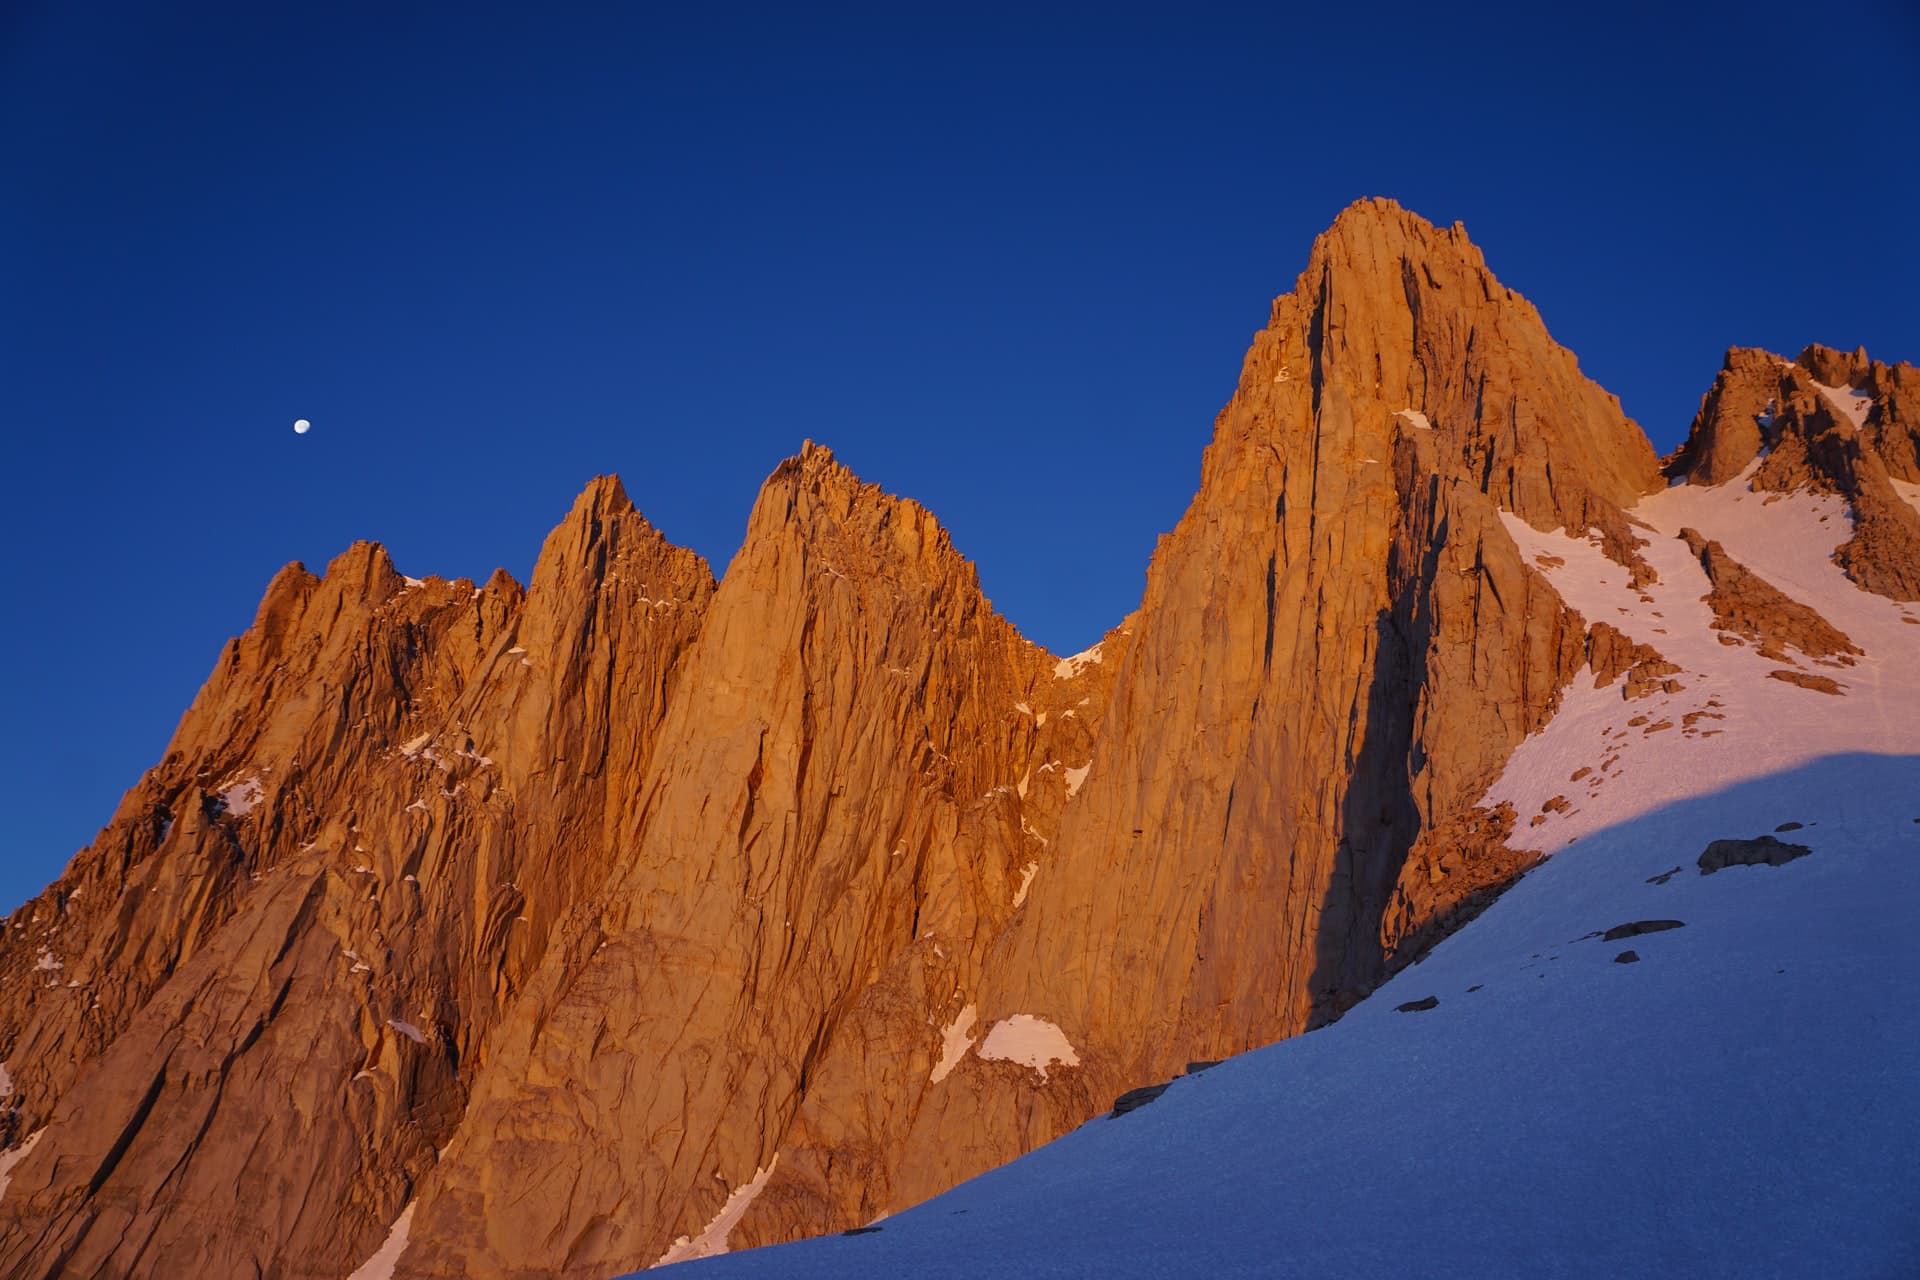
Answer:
[1677, 528, 1861, 665]
[1586, 622, 1684, 699]
[1665, 345, 1920, 600]
[1767, 669, 1845, 695]
[1378, 801, 1536, 985]
[1698, 835, 1813, 874]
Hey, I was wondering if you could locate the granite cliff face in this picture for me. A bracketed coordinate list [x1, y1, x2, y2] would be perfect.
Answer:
[1, 199, 1910, 1279]
[0, 479, 716, 1277]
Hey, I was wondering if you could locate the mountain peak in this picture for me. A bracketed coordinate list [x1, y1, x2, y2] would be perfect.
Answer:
[5, 206, 1912, 1280]
[1294, 197, 1490, 297]
[569, 471, 633, 516]
[1240, 199, 1661, 547]
[320, 539, 401, 596]
[744, 441, 970, 586]
[528, 471, 708, 602]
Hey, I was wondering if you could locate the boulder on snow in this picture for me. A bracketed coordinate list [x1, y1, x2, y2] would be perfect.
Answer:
[1699, 835, 1813, 875]
[1601, 919, 1686, 942]
[1111, 1082, 1174, 1118]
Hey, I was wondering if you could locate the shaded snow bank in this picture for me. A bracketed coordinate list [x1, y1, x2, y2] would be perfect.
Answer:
[648, 752, 1920, 1279]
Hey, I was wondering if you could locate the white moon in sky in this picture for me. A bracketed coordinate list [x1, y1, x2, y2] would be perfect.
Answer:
[293, 419, 311, 434]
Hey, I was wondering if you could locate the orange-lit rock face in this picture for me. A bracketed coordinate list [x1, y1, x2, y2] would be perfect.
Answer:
[1, 199, 1904, 1280]
[1665, 344, 1920, 600]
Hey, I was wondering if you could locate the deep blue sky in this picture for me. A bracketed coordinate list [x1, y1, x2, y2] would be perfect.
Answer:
[3, 2, 1916, 912]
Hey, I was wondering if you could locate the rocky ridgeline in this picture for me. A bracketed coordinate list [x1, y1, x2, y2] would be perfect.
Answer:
[0, 198, 1912, 1279]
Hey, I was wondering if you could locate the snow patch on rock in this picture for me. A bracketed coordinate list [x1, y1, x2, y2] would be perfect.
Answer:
[1490, 470, 1919, 850]
[1064, 763, 1091, 798]
[1812, 379, 1874, 429]
[0, 1130, 46, 1206]
[1013, 862, 1039, 907]
[653, 1156, 781, 1266]
[977, 1014, 1080, 1082]
[1891, 478, 1920, 517]
[346, 1201, 414, 1280]
[1054, 643, 1104, 680]
[219, 775, 265, 817]
[931, 1005, 977, 1084]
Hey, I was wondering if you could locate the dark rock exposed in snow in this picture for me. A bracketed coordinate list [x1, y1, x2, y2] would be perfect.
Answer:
[1602, 920, 1686, 942]
[1699, 835, 1813, 875]
[1110, 1083, 1173, 1118]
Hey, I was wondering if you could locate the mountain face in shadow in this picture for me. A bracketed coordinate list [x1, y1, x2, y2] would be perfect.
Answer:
[1, 199, 1915, 1280]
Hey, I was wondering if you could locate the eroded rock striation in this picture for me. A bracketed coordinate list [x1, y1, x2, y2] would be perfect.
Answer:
[0, 198, 1907, 1279]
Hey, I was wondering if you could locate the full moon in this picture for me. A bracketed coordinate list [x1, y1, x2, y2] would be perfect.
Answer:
[293, 419, 311, 435]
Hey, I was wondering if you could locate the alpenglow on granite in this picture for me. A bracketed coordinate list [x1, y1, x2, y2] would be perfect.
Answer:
[2, 198, 1916, 1279]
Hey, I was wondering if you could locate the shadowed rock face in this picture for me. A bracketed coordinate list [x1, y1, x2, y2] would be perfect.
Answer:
[0, 198, 1899, 1279]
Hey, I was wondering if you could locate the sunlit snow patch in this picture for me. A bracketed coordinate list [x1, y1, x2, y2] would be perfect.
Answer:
[931, 1005, 978, 1083]
[1813, 380, 1874, 428]
[0, 1130, 46, 1206]
[1395, 408, 1433, 430]
[346, 1201, 414, 1280]
[1054, 643, 1104, 680]
[1488, 469, 1920, 850]
[1891, 479, 1920, 517]
[1013, 862, 1039, 907]
[1063, 763, 1091, 798]
[653, 1157, 781, 1266]
[977, 1015, 1079, 1081]
[219, 775, 265, 817]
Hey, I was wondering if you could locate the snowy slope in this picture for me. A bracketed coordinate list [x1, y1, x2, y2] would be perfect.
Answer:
[637, 471, 1920, 1279]
[1492, 464, 1920, 850]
